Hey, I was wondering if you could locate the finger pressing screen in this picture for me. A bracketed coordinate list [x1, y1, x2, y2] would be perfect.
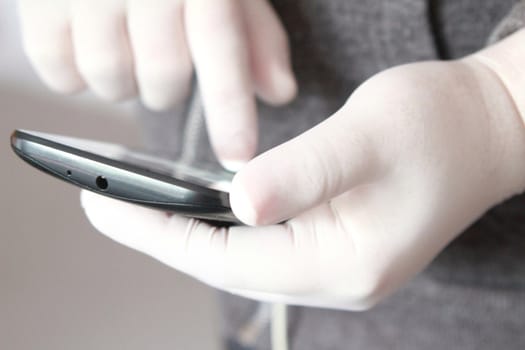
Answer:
[185, 0, 258, 170]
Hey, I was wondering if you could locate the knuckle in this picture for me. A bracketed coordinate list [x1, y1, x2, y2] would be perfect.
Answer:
[24, 49, 85, 94]
[25, 45, 72, 69]
[348, 276, 385, 310]
[47, 78, 85, 95]
[334, 264, 389, 311]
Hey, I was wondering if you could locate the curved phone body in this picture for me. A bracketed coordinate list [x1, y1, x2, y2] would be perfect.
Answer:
[11, 129, 238, 223]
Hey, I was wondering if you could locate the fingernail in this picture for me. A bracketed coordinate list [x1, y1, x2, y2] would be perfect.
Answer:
[230, 184, 258, 226]
[272, 65, 298, 103]
[221, 160, 247, 173]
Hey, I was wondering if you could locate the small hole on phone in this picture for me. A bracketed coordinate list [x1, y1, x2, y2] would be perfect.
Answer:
[66, 170, 72, 176]
[96, 176, 108, 190]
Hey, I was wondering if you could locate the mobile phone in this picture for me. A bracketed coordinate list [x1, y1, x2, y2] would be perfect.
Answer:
[10, 129, 238, 224]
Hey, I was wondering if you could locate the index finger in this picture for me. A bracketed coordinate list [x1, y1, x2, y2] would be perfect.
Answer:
[185, 0, 257, 170]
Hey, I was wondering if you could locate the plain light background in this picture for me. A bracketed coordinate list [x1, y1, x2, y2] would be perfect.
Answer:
[0, 1, 222, 349]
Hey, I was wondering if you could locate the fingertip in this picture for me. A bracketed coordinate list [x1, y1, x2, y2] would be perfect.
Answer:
[80, 189, 97, 210]
[80, 190, 111, 232]
[211, 126, 258, 171]
[140, 93, 177, 112]
[230, 166, 282, 226]
[228, 146, 306, 226]
[220, 160, 247, 173]
[80, 190, 116, 216]
[80, 189, 89, 209]
[100, 83, 138, 103]
[258, 64, 298, 106]
[80, 190, 133, 220]
[230, 174, 259, 226]
[139, 79, 191, 112]
[24, 46, 87, 95]
[83, 69, 138, 102]
[41, 73, 86, 95]
[217, 152, 254, 173]
[273, 66, 298, 105]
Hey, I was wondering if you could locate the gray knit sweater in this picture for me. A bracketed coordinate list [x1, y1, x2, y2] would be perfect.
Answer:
[139, 1, 525, 349]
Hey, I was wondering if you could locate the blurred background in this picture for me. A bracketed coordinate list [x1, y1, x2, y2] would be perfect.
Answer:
[0, 1, 221, 349]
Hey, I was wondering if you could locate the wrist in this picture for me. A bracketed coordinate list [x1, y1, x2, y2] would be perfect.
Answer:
[469, 28, 525, 129]
[462, 29, 525, 196]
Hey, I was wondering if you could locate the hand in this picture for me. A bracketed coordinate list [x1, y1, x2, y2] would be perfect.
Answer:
[17, 0, 297, 168]
[80, 31, 525, 310]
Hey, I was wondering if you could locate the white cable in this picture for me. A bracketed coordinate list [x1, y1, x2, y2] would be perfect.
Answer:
[271, 303, 289, 350]
[236, 303, 272, 348]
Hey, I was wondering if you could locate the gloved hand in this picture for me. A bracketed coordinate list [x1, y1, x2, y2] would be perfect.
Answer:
[17, 0, 297, 169]
[81, 30, 525, 310]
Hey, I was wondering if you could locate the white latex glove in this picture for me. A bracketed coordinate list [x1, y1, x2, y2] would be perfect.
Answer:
[81, 30, 525, 310]
[17, 0, 297, 169]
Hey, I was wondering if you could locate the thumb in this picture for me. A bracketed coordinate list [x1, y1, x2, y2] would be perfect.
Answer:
[230, 107, 383, 226]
